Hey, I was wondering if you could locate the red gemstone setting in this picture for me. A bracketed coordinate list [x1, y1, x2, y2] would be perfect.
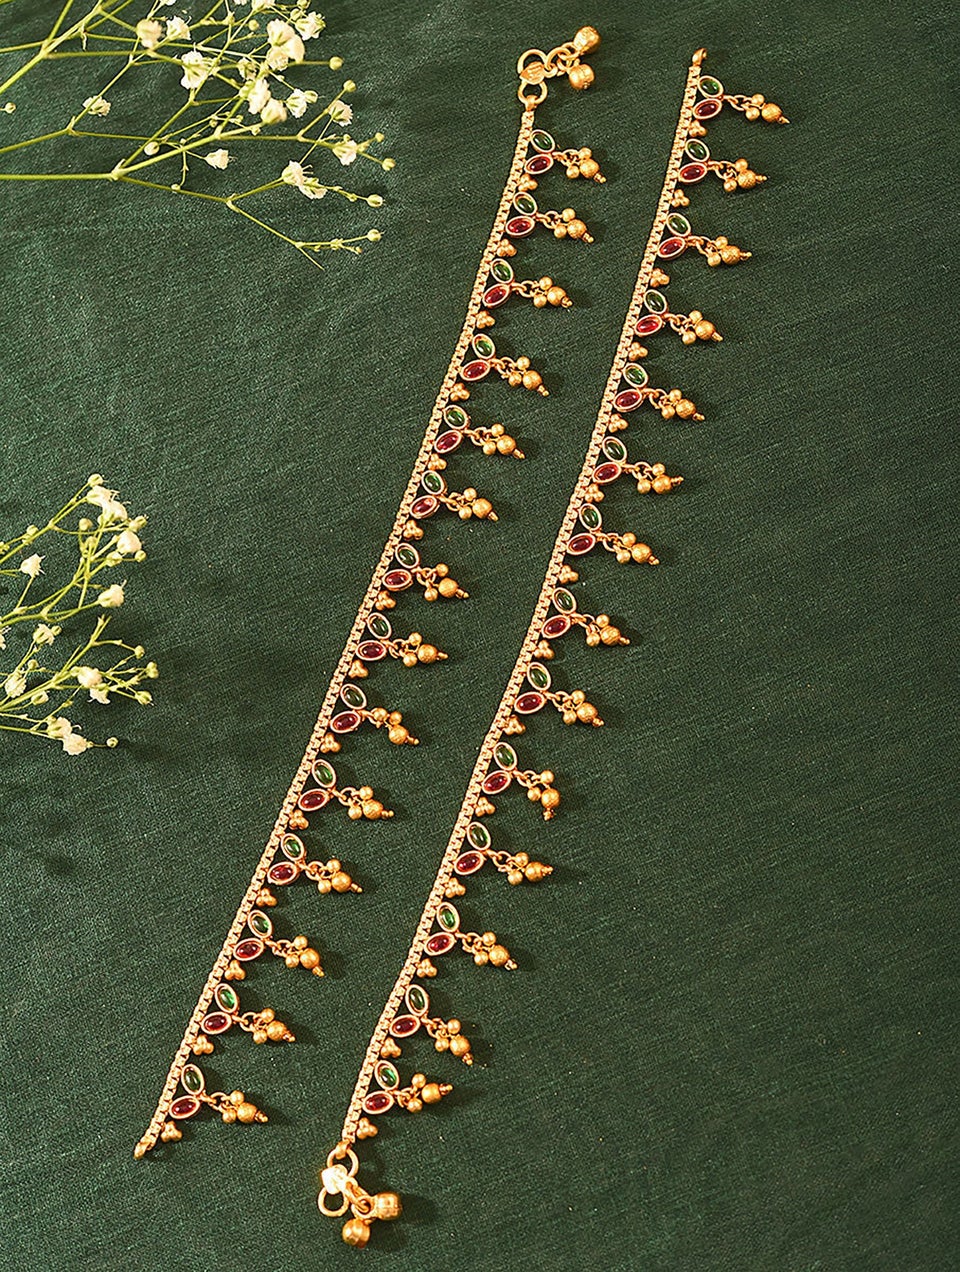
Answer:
[461, 360, 491, 381]
[234, 939, 264, 962]
[425, 932, 457, 956]
[200, 1012, 232, 1035]
[384, 569, 413, 591]
[435, 430, 463, 454]
[525, 154, 553, 176]
[170, 1096, 202, 1120]
[331, 711, 361, 734]
[389, 1014, 421, 1037]
[657, 236, 687, 260]
[505, 215, 536, 237]
[482, 283, 511, 308]
[694, 97, 723, 119]
[481, 770, 512, 795]
[542, 615, 572, 639]
[362, 1091, 394, 1115]
[635, 314, 663, 336]
[454, 851, 485, 875]
[357, 640, 388, 662]
[411, 496, 440, 519]
[267, 861, 299, 886]
[515, 691, 547, 714]
[593, 462, 622, 484]
[567, 533, 597, 556]
[298, 787, 330, 812]
[614, 389, 643, 413]
[679, 161, 708, 183]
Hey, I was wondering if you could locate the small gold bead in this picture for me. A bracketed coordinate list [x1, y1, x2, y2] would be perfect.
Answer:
[599, 625, 622, 645]
[489, 944, 510, 967]
[521, 369, 543, 391]
[496, 435, 516, 455]
[578, 158, 599, 179]
[342, 1218, 371, 1248]
[566, 218, 587, 240]
[421, 1082, 443, 1104]
[362, 799, 384, 819]
[449, 1034, 471, 1058]
[388, 724, 409, 745]
[266, 1020, 287, 1042]
[541, 788, 561, 810]
[567, 62, 594, 90]
[416, 642, 437, 663]
[300, 947, 322, 970]
[676, 398, 697, 419]
[236, 1102, 259, 1124]
[437, 577, 459, 598]
[374, 1191, 403, 1221]
[761, 102, 782, 122]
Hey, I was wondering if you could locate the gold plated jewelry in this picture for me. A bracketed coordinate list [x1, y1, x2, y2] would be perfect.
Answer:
[134, 27, 603, 1160]
[317, 44, 788, 1247]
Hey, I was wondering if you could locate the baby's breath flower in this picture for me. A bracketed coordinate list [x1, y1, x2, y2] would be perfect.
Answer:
[97, 584, 125, 609]
[281, 160, 326, 199]
[116, 529, 142, 555]
[204, 148, 231, 169]
[180, 50, 211, 91]
[3, 671, 26, 698]
[86, 484, 128, 521]
[145, 661, 159, 679]
[46, 716, 72, 739]
[20, 553, 43, 578]
[135, 18, 163, 50]
[265, 20, 305, 71]
[144, 142, 160, 156]
[246, 78, 271, 114]
[75, 666, 103, 689]
[327, 100, 352, 124]
[332, 137, 358, 166]
[83, 95, 111, 117]
[134, 690, 153, 705]
[89, 687, 110, 705]
[296, 12, 325, 39]
[260, 97, 287, 125]
[286, 88, 318, 118]
[165, 16, 190, 40]
[32, 623, 58, 646]
[61, 730, 93, 756]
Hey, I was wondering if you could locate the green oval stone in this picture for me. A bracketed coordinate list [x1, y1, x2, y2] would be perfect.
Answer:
[554, 587, 576, 612]
[438, 902, 460, 931]
[444, 405, 468, 428]
[494, 741, 517, 770]
[313, 758, 336, 787]
[367, 613, 392, 639]
[466, 820, 491, 850]
[377, 1061, 400, 1089]
[645, 289, 668, 314]
[491, 258, 514, 284]
[699, 75, 723, 97]
[182, 1064, 205, 1095]
[472, 333, 496, 359]
[513, 192, 537, 215]
[685, 138, 710, 161]
[341, 683, 366, 709]
[216, 984, 239, 1012]
[579, 503, 602, 531]
[527, 661, 552, 691]
[406, 984, 429, 1015]
[396, 544, 419, 568]
[249, 910, 272, 938]
[624, 363, 649, 388]
[603, 438, 628, 463]
[666, 213, 691, 236]
[282, 834, 305, 860]
[421, 470, 446, 495]
[531, 129, 555, 152]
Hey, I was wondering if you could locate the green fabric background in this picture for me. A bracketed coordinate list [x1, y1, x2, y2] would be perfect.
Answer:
[0, 1, 955, 1268]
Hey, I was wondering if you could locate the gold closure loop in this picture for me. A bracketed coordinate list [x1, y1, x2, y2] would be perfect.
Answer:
[517, 27, 600, 104]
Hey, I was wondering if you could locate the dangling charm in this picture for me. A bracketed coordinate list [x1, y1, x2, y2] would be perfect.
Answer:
[478, 739, 562, 819]
[223, 909, 323, 982]
[294, 757, 393, 823]
[453, 819, 553, 885]
[587, 443, 683, 499]
[678, 137, 766, 192]
[405, 470, 497, 530]
[636, 288, 722, 344]
[361, 1055, 455, 1118]
[321, 683, 418, 749]
[520, 126, 606, 183]
[264, 833, 361, 896]
[421, 900, 517, 968]
[382, 985, 474, 1064]
[377, 545, 468, 606]
[539, 587, 630, 650]
[657, 212, 751, 266]
[432, 405, 524, 461]
[505, 191, 594, 244]
[134, 1067, 267, 1154]
[483, 256, 574, 310]
[611, 359, 704, 421]
[193, 981, 296, 1053]
[349, 612, 448, 676]
[693, 69, 788, 124]
[457, 334, 549, 396]
[506, 659, 604, 728]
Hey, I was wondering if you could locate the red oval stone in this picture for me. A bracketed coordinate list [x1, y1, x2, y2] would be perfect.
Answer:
[567, 533, 597, 556]
[425, 932, 456, 956]
[635, 314, 663, 336]
[298, 787, 330, 811]
[461, 359, 491, 381]
[357, 640, 387, 662]
[267, 861, 298, 886]
[505, 215, 536, 237]
[201, 1012, 232, 1035]
[234, 939, 264, 962]
[515, 691, 547, 714]
[331, 711, 361, 734]
[593, 462, 622, 484]
[389, 1014, 421, 1038]
[542, 615, 572, 639]
[362, 1091, 394, 1114]
[483, 283, 511, 308]
[170, 1096, 201, 1119]
[524, 154, 553, 175]
[435, 429, 463, 454]
[482, 770, 512, 795]
[694, 97, 723, 119]
[679, 161, 707, 183]
[384, 569, 413, 591]
[411, 496, 439, 519]
[454, 851, 485, 876]
[657, 236, 687, 260]
[614, 389, 643, 413]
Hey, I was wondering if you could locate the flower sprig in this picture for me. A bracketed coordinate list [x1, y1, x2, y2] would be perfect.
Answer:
[0, 475, 158, 754]
[0, 1, 395, 266]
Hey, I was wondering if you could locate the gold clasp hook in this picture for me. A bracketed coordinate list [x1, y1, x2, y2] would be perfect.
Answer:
[517, 27, 601, 106]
